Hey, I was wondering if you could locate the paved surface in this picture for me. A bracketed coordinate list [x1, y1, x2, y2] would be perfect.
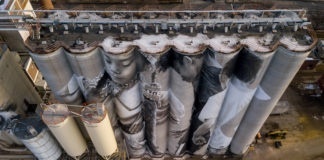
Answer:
[243, 87, 324, 160]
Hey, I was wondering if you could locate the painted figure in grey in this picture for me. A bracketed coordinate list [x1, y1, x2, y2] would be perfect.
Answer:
[230, 47, 311, 155]
[209, 48, 272, 154]
[166, 49, 204, 156]
[103, 49, 146, 158]
[188, 49, 237, 155]
[141, 52, 170, 157]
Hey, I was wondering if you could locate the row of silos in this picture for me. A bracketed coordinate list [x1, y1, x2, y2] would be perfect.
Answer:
[30, 47, 108, 105]
[229, 34, 315, 155]
[28, 31, 316, 158]
[188, 35, 240, 155]
[30, 48, 83, 104]
[2, 103, 117, 160]
[209, 34, 277, 154]
[42, 103, 117, 159]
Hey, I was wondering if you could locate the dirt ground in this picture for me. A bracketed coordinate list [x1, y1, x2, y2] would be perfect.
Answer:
[243, 87, 324, 160]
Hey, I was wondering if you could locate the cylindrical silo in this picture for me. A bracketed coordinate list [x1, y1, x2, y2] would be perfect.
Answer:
[101, 37, 146, 158]
[65, 48, 106, 103]
[42, 104, 87, 159]
[12, 116, 62, 160]
[167, 34, 206, 156]
[209, 34, 276, 154]
[230, 46, 312, 155]
[188, 35, 240, 156]
[81, 104, 117, 159]
[30, 48, 83, 104]
[135, 34, 171, 157]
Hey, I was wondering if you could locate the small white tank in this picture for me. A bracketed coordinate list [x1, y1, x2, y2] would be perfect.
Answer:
[42, 104, 88, 159]
[81, 103, 117, 159]
[12, 117, 62, 160]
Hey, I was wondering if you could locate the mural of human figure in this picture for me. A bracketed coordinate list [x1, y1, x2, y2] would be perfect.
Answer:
[141, 53, 170, 158]
[188, 48, 238, 155]
[101, 38, 146, 158]
[167, 49, 204, 157]
[135, 34, 171, 158]
[209, 47, 275, 154]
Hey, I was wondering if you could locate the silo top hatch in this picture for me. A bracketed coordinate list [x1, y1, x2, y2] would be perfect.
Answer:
[12, 116, 46, 140]
[42, 104, 70, 125]
[81, 104, 106, 123]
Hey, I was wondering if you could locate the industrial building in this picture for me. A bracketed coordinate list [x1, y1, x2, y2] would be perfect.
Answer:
[0, 0, 323, 159]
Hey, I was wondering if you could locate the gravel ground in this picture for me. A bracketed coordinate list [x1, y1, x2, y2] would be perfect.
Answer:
[243, 87, 324, 160]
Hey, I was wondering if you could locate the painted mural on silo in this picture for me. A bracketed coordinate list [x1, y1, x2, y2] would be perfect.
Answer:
[230, 31, 316, 155]
[188, 35, 240, 155]
[30, 48, 83, 104]
[66, 48, 108, 103]
[101, 37, 146, 158]
[26, 29, 316, 159]
[209, 34, 276, 154]
[135, 34, 171, 157]
[167, 34, 206, 156]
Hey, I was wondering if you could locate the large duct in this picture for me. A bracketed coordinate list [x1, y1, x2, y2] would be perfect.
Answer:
[30, 48, 83, 104]
[188, 35, 240, 155]
[81, 104, 117, 159]
[12, 117, 62, 160]
[209, 34, 276, 154]
[167, 34, 206, 156]
[65, 49, 107, 102]
[42, 104, 88, 159]
[230, 43, 313, 155]
[135, 34, 171, 157]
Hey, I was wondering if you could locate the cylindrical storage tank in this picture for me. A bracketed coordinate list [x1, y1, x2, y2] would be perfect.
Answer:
[81, 104, 117, 159]
[101, 37, 146, 158]
[188, 35, 240, 156]
[12, 116, 62, 160]
[135, 34, 171, 157]
[167, 34, 206, 156]
[230, 39, 314, 155]
[42, 104, 87, 159]
[30, 48, 83, 104]
[65, 48, 106, 103]
[209, 34, 276, 154]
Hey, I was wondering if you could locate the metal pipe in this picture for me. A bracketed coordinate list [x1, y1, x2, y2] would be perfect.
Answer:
[0, 154, 34, 159]
[0, 140, 27, 152]
[1, 9, 306, 14]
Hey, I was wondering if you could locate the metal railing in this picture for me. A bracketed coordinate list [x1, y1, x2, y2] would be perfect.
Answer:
[0, 9, 310, 32]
